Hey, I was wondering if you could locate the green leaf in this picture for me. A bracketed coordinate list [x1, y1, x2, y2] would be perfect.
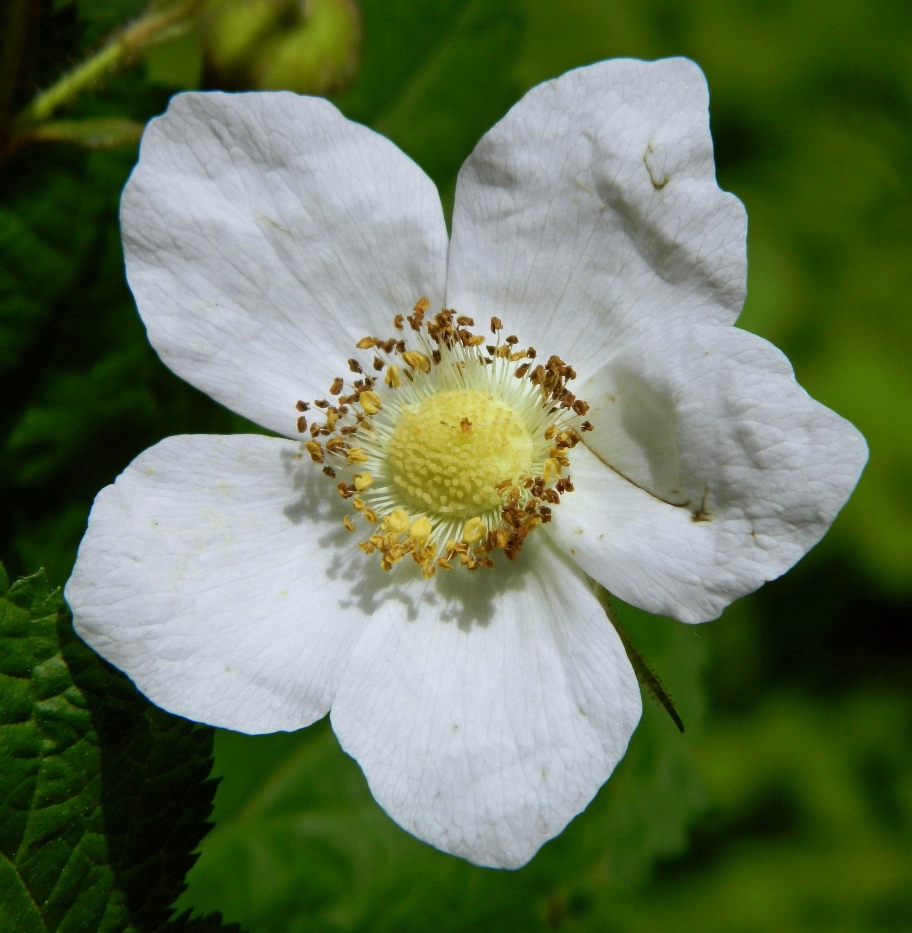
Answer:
[0, 565, 242, 932]
[338, 0, 524, 198]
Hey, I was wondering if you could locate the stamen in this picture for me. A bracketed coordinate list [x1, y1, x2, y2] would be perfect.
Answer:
[297, 302, 588, 574]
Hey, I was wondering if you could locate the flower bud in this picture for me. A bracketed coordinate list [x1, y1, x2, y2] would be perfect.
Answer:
[204, 0, 360, 96]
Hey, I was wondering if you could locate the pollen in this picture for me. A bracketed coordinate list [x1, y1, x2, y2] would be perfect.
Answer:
[297, 304, 587, 574]
[386, 390, 533, 518]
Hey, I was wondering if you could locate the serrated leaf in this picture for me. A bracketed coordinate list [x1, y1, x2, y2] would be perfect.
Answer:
[0, 566, 240, 933]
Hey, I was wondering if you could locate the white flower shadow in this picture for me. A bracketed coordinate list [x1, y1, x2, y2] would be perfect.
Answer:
[278, 445, 529, 633]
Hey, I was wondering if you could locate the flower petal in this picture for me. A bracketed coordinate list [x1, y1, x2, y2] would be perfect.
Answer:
[122, 92, 448, 437]
[446, 58, 745, 381]
[65, 433, 380, 732]
[547, 324, 868, 622]
[330, 536, 642, 868]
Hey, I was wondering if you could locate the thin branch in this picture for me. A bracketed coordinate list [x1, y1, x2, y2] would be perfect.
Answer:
[597, 587, 685, 733]
[14, 0, 205, 129]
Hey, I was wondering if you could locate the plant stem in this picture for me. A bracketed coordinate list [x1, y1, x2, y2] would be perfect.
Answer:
[15, 0, 206, 128]
[596, 586, 686, 733]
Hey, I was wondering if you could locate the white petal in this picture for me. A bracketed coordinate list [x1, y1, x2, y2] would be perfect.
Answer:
[548, 325, 868, 622]
[122, 92, 448, 437]
[65, 433, 381, 732]
[446, 58, 745, 381]
[330, 536, 642, 868]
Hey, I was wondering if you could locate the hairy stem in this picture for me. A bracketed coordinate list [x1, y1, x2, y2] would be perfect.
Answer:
[15, 0, 205, 128]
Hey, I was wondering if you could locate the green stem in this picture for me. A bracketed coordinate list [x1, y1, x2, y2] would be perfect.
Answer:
[15, 0, 205, 128]
[596, 586, 685, 733]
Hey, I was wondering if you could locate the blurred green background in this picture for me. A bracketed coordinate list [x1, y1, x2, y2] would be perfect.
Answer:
[1, 0, 910, 930]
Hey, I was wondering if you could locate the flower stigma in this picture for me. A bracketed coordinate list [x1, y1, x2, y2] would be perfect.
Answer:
[297, 299, 593, 577]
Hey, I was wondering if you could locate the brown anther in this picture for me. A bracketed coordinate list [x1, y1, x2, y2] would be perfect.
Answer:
[337, 481, 354, 499]
[460, 417, 473, 435]
[432, 349, 442, 364]
[347, 358, 363, 374]
[304, 441, 323, 463]
[414, 296, 431, 313]
[329, 377, 344, 396]
[343, 515, 357, 532]
[486, 345, 496, 356]
[514, 363, 531, 378]
[572, 399, 590, 416]
[527, 347, 537, 358]
[373, 356, 385, 371]
[325, 436, 344, 452]
[356, 337, 377, 349]
[581, 421, 594, 432]
[296, 415, 308, 433]
[394, 314, 405, 330]
[322, 465, 336, 478]
[295, 400, 309, 412]
[309, 422, 321, 437]
[456, 315, 474, 326]
[490, 317, 503, 333]
[505, 334, 518, 346]
[314, 399, 329, 409]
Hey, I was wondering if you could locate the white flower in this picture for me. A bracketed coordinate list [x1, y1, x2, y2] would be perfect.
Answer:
[65, 58, 867, 868]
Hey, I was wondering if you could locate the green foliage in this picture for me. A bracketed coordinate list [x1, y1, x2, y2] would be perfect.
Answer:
[2, 0, 910, 931]
[595, 688, 912, 932]
[0, 566, 241, 932]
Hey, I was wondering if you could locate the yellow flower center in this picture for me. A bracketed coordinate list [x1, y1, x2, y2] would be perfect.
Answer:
[298, 301, 591, 576]
[385, 389, 533, 518]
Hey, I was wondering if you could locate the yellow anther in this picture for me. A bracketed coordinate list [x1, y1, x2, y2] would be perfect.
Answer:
[384, 508, 410, 534]
[542, 457, 562, 483]
[363, 507, 379, 524]
[402, 350, 431, 372]
[354, 473, 373, 491]
[343, 515, 356, 532]
[304, 441, 323, 463]
[462, 516, 486, 544]
[356, 337, 376, 349]
[346, 447, 369, 464]
[384, 364, 401, 388]
[360, 390, 382, 414]
[352, 495, 365, 511]
[409, 516, 433, 542]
